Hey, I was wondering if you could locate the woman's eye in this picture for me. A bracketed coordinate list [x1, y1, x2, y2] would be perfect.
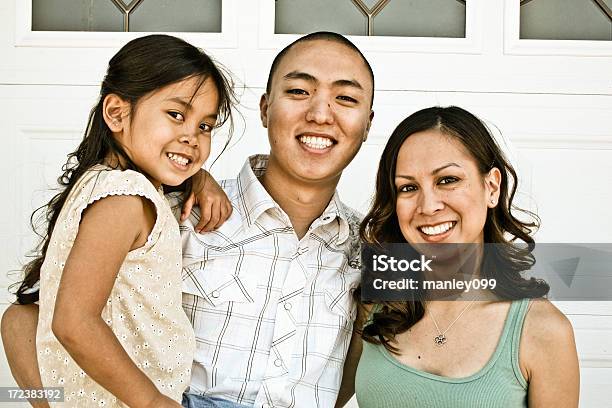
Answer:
[398, 184, 417, 193]
[338, 95, 358, 103]
[168, 111, 184, 121]
[439, 176, 459, 185]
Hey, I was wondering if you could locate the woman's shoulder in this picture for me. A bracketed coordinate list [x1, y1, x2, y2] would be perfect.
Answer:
[523, 299, 574, 341]
[519, 298, 577, 380]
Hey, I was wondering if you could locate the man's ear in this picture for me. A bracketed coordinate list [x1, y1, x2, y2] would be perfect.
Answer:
[259, 93, 269, 129]
[363, 110, 374, 142]
[102, 94, 130, 133]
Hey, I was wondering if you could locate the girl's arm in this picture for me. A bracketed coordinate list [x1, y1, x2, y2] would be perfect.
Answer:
[52, 195, 180, 408]
[166, 169, 232, 233]
[180, 169, 232, 233]
[521, 299, 580, 408]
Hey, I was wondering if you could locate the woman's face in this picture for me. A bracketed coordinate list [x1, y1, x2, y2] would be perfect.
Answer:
[394, 129, 500, 245]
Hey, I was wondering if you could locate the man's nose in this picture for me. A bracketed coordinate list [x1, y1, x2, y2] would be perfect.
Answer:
[305, 95, 334, 125]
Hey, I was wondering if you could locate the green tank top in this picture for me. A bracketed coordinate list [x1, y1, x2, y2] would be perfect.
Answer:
[355, 299, 530, 408]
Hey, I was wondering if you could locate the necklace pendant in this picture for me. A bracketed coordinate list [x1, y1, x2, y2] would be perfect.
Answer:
[434, 334, 447, 346]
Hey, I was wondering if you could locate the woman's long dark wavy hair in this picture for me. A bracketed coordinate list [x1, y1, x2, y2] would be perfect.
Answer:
[14, 34, 236, 304]
[359, 106, 549, 353]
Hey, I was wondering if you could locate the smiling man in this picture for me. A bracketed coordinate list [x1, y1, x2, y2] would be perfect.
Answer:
[2, 32, 374, 408]
[179, 32, 374, 408]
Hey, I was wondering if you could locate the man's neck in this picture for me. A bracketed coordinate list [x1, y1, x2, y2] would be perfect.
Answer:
[260, 158, 339, 240]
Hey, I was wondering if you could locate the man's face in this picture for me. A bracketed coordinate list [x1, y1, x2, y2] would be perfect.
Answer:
[260, 39, 374, 186]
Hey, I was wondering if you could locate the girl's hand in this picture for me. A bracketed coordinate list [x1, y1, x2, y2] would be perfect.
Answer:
[180, 170, 232, 233]
[144, 393, 182, 408]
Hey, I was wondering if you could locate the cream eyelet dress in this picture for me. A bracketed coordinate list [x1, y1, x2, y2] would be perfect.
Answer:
[36, 165, 196, 407]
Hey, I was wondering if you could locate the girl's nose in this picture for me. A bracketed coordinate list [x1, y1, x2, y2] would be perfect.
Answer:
[179, 133, 198, 147]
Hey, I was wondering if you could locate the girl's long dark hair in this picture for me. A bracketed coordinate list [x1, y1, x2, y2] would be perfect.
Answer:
[359, 106, 549, 353]
[14, 34, 236, 304]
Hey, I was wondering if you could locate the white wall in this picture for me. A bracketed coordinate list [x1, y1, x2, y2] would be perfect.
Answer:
[1, 1, 611, 407]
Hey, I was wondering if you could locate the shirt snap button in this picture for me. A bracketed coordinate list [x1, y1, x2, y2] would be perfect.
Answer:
[284, 302, 292, 310]
[274, 359, 282, 367]
[211, 290, 220, 298]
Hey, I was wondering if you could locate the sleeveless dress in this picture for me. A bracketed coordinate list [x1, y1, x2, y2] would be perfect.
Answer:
[355, 299, 530, 408]
[36, 166, 196, 406]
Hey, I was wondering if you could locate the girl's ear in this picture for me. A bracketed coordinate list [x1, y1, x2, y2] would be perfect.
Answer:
[485, 167, 502, 208]
[102, 94, 130, 133]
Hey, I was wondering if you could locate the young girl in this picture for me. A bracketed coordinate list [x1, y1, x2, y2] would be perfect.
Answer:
[17, 35, 235, 407]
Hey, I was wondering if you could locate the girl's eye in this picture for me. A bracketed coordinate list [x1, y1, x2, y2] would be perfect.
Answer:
[398, 184, 417, 193]
[439, 176, 459, 185]
[199, 122, 214, 133]
[287, 88, 308, 96]
[168, 111, 184, 121]
[338, 95, 358, 103]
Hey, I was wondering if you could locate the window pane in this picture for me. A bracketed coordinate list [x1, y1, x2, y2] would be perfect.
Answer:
[32, 0, 221, 32]
[375, 0, 465, 37]
[32, 0, 122, 32]
[130, 0, 221, 33]
[275, 0, 466, 37]
[275, 0, 366, 36]
[520, 0, 612, 40]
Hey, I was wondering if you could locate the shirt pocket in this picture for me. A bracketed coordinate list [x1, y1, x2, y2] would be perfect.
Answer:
[182, 258, 257, 306]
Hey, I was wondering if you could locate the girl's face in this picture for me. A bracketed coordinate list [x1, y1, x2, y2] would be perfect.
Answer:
[394, 129, 500, 245]
[109, 76, 219, 188]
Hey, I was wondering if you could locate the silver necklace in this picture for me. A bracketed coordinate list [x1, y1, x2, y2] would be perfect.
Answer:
[427, 299, 476, 347]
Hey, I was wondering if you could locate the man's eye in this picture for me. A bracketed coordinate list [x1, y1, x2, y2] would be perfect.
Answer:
[287, 89, 308, 95]
[338, 95, 358, 103]
[439, 176, 459, 185]
[168, 111, 184, 121]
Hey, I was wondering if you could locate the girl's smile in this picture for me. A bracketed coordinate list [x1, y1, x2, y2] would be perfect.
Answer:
[107, 75, 219, 188]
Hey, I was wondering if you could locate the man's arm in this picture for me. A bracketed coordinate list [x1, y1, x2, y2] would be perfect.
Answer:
[335, 305, 368, 408]
[1, 303, 49, 408]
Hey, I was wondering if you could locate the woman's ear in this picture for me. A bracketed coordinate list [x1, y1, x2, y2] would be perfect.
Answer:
[486, 167, 502, 208]
[102, 94, 130, 133]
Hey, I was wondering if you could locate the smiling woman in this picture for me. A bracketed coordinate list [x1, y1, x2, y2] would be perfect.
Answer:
[353, 106, 580, 408]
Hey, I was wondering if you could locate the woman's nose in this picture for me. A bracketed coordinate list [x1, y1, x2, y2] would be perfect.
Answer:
[417, 188, 444, 215]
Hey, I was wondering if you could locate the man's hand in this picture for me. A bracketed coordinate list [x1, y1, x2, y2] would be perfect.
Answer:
[180, 170, 232, 233]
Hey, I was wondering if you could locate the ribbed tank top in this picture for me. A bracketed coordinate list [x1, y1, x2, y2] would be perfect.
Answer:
[355, 299, 530, 408]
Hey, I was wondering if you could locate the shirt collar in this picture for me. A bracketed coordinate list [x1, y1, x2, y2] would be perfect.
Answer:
[236, 155, 278, 228]
[236, 155, 354, 243]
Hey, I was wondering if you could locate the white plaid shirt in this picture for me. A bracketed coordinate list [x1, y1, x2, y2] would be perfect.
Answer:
[179, 155, 362, 408]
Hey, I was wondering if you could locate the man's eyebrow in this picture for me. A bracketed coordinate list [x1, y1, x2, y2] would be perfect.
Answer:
[395, 163, 462, 180]
[283, 71, 364, 91]
[333, 79, 364, 91]
[284, 71, 317, 83]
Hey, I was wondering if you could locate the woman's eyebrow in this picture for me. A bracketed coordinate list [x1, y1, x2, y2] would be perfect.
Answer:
[395, 163, 462, 180]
